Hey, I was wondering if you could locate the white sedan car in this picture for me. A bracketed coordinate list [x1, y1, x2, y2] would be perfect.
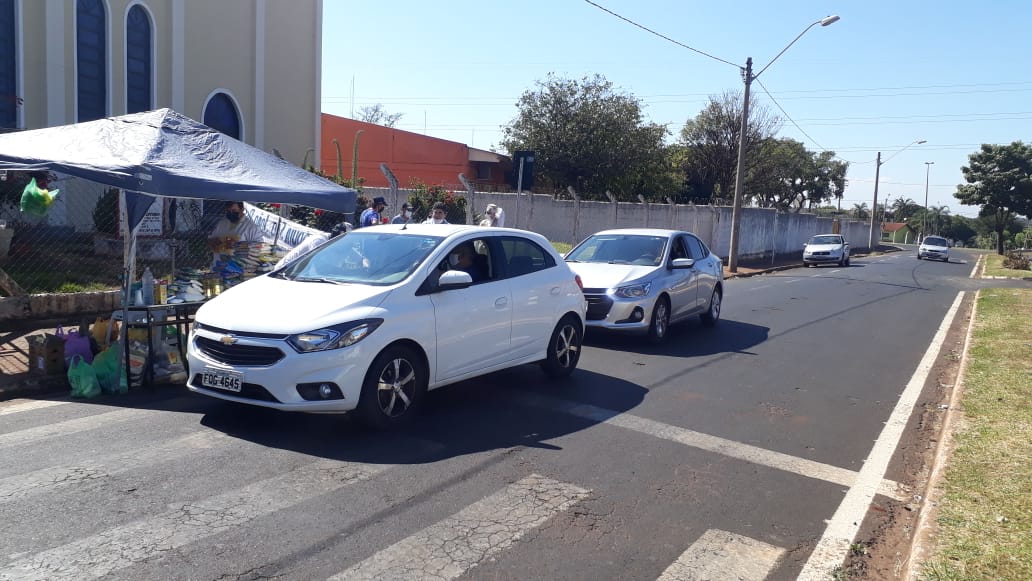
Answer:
[917, 235, 950, 261]
[186, 224, 586, 429]
[803, 234, 850, 267]
[564, 228, 724, 343]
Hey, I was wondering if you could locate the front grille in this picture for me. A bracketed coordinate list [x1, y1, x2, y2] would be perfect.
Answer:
[191, 374, 281, 402]
[583, 293, 613, 321]
[195, 336, 285, 366]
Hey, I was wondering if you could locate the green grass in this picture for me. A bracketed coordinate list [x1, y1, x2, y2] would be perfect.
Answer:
[551, 241, 573, 255]
[919, 288, 1032, 580]
[982, 253, 1032, 278]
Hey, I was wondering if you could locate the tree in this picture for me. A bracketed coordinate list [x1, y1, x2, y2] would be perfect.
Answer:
[501, 74, 671, 200]
[357, 104, 403, 128]
[851, 202, 870, 221]
[940, 215, 977, 246]
[677, 91, 780, 204]
[955, 141, 1032, 254]
[889, 197, 920, 222]
[747, 139, 847, 212]
[928, 205, 950, 235]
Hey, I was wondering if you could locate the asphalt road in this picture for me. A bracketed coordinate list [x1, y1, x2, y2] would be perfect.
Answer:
[1, 247, 1018, 580]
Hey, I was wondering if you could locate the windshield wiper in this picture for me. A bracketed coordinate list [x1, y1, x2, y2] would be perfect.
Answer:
[295, 276, 348, 285]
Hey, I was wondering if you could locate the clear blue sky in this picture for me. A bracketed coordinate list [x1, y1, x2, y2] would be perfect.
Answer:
[322, 1, 1032, 219]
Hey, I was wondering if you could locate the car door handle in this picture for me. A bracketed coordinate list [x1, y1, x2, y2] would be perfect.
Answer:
[495, 297, 508, 308]
[550, 286, 561, 296]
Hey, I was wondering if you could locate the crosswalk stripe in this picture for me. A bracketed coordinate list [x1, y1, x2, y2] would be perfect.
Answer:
[657, 529, 785, 581]
[329, 474, 590, 581]
[0, 409, 153, 450]
[0, 460, 389, 580]
[513, 391, 906, 501]
[0, 430, 230, 504]
[0, 400, 69, 416]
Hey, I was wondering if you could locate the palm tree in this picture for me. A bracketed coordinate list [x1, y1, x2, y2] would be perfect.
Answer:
[929, 205, 950, 235]
[851, 202, 869, 221]
[891, 197, 919, 222]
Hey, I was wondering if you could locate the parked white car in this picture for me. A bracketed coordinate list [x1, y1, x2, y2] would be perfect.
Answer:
[803, 234, 850, 267]
[186, 224, 586, 428]
[564, 228, 724, 343]
[917, 235, 950, 261]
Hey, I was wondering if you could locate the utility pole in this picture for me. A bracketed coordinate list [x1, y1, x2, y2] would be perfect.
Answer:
[923, 161, 934, 240]
[868, 152, 882, 250]
[727, 57, 752, 273]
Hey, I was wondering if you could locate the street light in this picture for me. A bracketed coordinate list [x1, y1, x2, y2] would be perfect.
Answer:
[727, 15, 839, 272]
[867, 139, 926, 250]
[923, 161, 934, 239]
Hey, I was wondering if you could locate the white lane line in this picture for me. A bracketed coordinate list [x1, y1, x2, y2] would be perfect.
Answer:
[798, 291, 965, 580]
[0, 430, 231, 504]
[330, 474, 589, 581]
[969, 254, 981, 278]
[0, 400, 69, 416]
[657, 529, 786, 581]
[0, 460, 389, 580]
[513, 392, 905, 501]
[0, 409, 152, 450]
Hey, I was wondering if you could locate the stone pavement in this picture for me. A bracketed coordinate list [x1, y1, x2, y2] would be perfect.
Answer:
[0, 246, 903, 402]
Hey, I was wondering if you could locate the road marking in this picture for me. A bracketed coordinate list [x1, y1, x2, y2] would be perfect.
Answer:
[0, 430, 231, 504]
[0, 409, 152, 450]
[513, 391, 905, 501]
[657, 529, 785, 581]
[0, 460, 389, 580]
[329, 474, 589, 581]
[798, 291, 966, 580]
[0, 400, 69, 416]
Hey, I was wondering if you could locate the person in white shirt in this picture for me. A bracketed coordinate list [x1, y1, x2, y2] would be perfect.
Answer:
[479, 204, 504, 227]
[422, 202, 450, 224]
[207, 201, 264, 266]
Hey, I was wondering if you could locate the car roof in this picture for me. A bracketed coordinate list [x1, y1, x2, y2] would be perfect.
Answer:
[355, 223, 554, 246]
[810, 233, 843, 238]
[588, 228, 689, 238]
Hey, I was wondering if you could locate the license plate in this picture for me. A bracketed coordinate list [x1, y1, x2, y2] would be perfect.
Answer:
[201, 369, 243, 392]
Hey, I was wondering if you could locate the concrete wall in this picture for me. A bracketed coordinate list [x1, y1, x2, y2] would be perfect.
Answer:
[365, 187, 872, 259]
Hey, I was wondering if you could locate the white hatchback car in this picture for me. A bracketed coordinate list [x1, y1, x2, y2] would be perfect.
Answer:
[803, 234, 850, 267]
[918, 235, 950, 262]
[564, 228, 724, 343]
[186, 224, 586, 428]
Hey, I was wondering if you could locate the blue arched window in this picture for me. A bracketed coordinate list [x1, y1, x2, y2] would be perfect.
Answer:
[126, 4, 151, 114]
[0, 0, 16, 128]
[203, 93, 241, 140]
[76, 0, 107, 121]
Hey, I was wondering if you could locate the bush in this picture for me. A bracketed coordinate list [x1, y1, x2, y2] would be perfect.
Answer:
[92, 188, 120, 236]
[1002, 251, 1031, 271]
[407, 181, 467, 224]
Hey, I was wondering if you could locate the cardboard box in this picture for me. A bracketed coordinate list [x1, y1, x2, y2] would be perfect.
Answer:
[27, 333, 65, 376]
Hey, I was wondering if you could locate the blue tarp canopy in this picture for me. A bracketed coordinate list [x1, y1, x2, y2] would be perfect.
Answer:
[0, 108, 356, 229]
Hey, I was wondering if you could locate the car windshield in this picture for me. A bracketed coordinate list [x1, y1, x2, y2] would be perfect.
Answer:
[277, 231, 444, 285]
[566, 234, 668, 266]
[924, 237, 948, 246]
[809, 235, 842, 245]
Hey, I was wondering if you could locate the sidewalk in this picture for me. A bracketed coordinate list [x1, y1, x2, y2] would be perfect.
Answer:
[0, 245, 905, 401]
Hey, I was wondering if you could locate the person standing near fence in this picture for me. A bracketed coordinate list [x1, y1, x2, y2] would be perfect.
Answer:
[360, 197, 388, 227]
[479, 204, 504, 227]
[207, 201, 263, 266]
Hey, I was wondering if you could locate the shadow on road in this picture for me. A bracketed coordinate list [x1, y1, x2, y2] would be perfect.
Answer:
[583, 318, 770, 358]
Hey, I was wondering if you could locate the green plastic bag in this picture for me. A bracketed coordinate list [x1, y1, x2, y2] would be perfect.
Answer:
[68, 354, 101, 399]
[19, 178, 60, 217]
[92, 345, 128, 395]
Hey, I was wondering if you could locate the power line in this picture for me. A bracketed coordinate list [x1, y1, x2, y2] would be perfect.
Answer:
[754, 77, 831, 154]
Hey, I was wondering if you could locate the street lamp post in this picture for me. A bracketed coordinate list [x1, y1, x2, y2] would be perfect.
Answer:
[923, 161, 934, 239]
[868, 139, 926, 250]
[728, 15, 839, 272]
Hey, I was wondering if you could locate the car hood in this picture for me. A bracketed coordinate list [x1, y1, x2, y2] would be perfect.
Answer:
[566, 262, 657, 289]
[804, 243, 844, 252]
[194, 275, 389, 334]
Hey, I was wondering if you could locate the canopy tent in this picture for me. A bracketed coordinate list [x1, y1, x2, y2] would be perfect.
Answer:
[0, 108, 356, 229]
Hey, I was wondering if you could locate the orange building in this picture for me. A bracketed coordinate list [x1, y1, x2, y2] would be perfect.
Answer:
[321, 114, 511, 191]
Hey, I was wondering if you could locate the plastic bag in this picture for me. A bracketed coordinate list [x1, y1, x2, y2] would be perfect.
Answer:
[19, 178, 59, 217]
[92, 345, 128, 395]
[67, 355, 101, 399]
[56, 325, 93, 366]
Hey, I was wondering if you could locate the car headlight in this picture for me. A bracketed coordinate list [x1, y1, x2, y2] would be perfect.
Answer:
[614, 282, 651, 298]
[287, 319, 383, 353]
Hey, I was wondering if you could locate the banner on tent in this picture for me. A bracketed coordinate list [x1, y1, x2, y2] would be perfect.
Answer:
[244, 203, 324, 250]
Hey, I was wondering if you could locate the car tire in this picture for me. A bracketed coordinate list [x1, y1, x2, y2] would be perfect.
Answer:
[357, 344, 427, 429]
[540, 314, 582, 379]
[647, 297, 670, 344]
[700, 288, 722, 327]
[917, 254, 923, 260]
[844, 255, 850, 266]
[838, 256, 845, 267]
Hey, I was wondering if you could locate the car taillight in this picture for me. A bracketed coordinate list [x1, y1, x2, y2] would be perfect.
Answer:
[575, 274, 584, 290]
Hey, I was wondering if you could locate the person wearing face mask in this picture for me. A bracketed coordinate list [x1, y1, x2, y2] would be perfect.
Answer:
[445, 242, 486, 282]
[207, 201, 264, 266]
[422, 202, 450, 224]
[360, 196, 388, 227]
[391, 202, 413, 224]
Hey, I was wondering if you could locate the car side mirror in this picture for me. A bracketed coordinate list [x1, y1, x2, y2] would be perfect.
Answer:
[670, 258, 695, 269]
[438, 270, 473, 291]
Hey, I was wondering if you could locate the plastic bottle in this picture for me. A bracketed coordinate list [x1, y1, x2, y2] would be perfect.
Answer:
[141, 267, 155, 305]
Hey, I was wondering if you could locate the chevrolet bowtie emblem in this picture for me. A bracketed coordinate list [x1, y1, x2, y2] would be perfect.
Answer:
[219, 335, 238, 345]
